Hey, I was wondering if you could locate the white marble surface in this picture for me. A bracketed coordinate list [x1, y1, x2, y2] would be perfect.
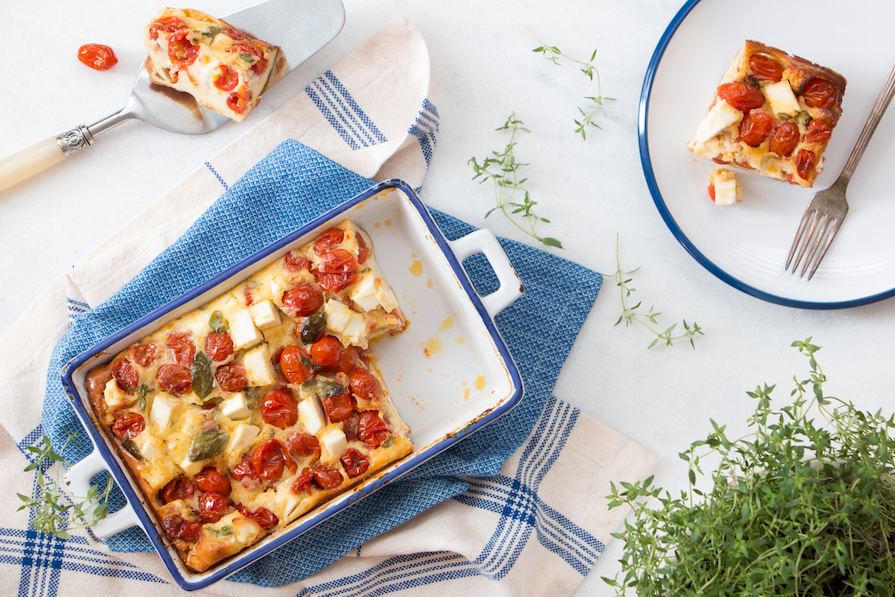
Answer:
[2, 1, 894, 595]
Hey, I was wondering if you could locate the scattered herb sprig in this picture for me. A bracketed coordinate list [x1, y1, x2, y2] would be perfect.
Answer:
[529, 28, 614, 140]
[603, 340, 895, 596]
[469, 113, 563, 249]
[17, 434, 113, 539]
[614, 236, 702, 349]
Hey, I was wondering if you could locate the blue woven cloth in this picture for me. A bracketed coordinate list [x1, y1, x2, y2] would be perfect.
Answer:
[41, 140, 602, 586]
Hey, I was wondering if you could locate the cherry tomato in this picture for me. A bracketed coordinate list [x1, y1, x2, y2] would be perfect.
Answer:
[314, 228, 345, 255]
[800, 77, 838, 110]
[282, 283, 324, 317]
[738, 110, 774, 147]
[280, 345, 314, 384]
[149, 16, 186, 40]
[284, 252, 311, 272]
[311, 336, 342, 368]
[321, 391, 355, 423]
[748, 54, 784, 82]
[340, 448, 370, 478]
[252, 439, 289, 481]
[215, 363, 248, 392]
[291, 469, 314, 494]
[769, 121, 800, 157]
[796, 150, 817, 180]
[198, 492, 229, 523]
[222, 26, 246, 41]
[261, 390, 298, 429]
[157, 363, 192, 395]
[708, 183, 716, 202]
[111, 358, 138, 392]
[356, 233, 369, 265]
[167, 31, 199, 67]
[239, 505, 278, 529]
[160, 477, 196, 504]
[230, 43, 268, 76]
[316, 249, 359, 292]
[227, 89, 252, 115]
[231, 455, 260, 490]
[357, 411, 390, 447]
[349, 370, 382, 401]
[312, 464, 343, 489]
[195, 467, 231, 495]
[204, 331, 234, 362]
[112, 412, 145, 439]
[336, 345, 359, 374]
[243, 286, 254, 306]
[162, 513, 201, 542]
[717, 81, 765, 112]
[78, 44, 118, 71]
[213, 64, 238, 92]
[129, 343, 158, 367]
[166, 331, 195, 367]
[804, 119, 832, 144]
[286, 433, 321, 461]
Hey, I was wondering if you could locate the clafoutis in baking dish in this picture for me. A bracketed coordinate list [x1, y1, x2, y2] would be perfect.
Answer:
[83, 219, 412, 573]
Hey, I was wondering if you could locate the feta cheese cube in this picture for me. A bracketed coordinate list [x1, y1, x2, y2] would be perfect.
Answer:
[694, 99, 744, 144]
[343, 312, 367, 340]
[179, 455, 204, 477]
[319, 428, 347, 460]
[103, 379, 137, 410]
[298, 396, 326, 435]
[710, 168, 743, 206]
[269, 276, 287, 302]
[242, 345, 276, 386]
[249, 299, 281, 330]
[230, 308, 263, 350]
[282, 492, 310, 522]
[375, 280, 400, 313]
[349, 275, 379, 312]
[140, 437, 164, 460]
[220, 392, 252, 419]
[228, 423, 260, 458]
[762, 80, 800, 118]
[149, 395, 178, 428]
[324, 299, 352, 335]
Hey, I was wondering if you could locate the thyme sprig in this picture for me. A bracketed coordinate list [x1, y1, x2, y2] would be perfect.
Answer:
[17, 434, 113, 539]
[468, 113, 563, 249]
[529, 29, 614, 140]
[614, 236, 702, 349]
[604, 340, 895, 596]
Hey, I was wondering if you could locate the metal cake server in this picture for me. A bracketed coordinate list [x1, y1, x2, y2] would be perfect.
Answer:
[0, 0, 345, 194]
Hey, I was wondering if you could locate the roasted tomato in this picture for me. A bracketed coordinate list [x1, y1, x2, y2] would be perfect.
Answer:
[291, 469, 314, 494]
[198, 492, 229, 523]
[157, 364, 192, 395]
[162, 514, 201, 542]
[748, 54, 784, 82]
[252, 439, 290, 481]
[112, 412, 145, 439]
[215, 363, 248, 392]
[738, 110, 774, 147]
[717, 81, 765, 112]
[261, 389, 298, 429]
[356, 233, 369, 264]
[166, 331, 195, 367]
[227, 88, 252, 115]
[78, 44, 118, 70]
[769, 122, 800, 157]
[340, 448, 370, 478]
[796, 150, 817, 180]
[213, 64, 239, 92]
[321, 391, 355, 423]
[800, 77, 839, 110]
[282, 283, 324, 317]
[286, 432, 321, 461]
[238, 505, 278, 529]
[167, 31, 199, 67]
[231, 455, 260, 490]
[314, 228, 345, 255]
[357, 410, 390, 447]
[195, 467, 231, 495]
[284, 252, 311, 272]
[316, 249, 358, 292]
[111, 358, 138, 392]
[349, 370, 382, 401]
[149, 16, 186, 40]
[336, 345, 359, 374]
[129, 342, 158, 367]
[280, 345, 314, 384]
[310, 336, 342, 368]
[804, 119, 832, 144]
[312, 464, 343, 489]
[160, 477, 196, 504]
[204, 331, 234, 362]
[229, 43, 268, 76]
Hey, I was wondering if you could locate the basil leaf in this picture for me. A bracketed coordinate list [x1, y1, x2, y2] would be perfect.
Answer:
[121, 438, 143, 461]
[381, 435, 396, 448]
[209, 310, 228, 332]
[191, 352, 213, 400]
[314, 378, 344, 398]
[188, 429, 228, 462]
[300, 311, 327, 345]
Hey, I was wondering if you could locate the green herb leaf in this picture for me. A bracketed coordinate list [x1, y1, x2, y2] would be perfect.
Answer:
[209, 310, 228, 332]
[300, 311, 327, 345]
[191, 352, 214, 400]
[188, 429, 228, 462]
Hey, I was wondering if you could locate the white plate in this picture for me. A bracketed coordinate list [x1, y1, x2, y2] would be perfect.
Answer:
[640, 0, 895, 308]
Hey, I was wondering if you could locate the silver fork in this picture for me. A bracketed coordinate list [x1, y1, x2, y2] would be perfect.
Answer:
[786, 60, 895, 280]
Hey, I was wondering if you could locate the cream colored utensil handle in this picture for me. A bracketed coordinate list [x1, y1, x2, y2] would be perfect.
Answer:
[0, 125, 94, 194]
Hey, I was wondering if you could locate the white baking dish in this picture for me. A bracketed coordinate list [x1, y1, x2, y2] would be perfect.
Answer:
[61, 180, 524, 590]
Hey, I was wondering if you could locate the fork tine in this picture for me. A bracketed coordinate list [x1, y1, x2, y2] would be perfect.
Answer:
[806, 218, 842, 281]
[785, 209, 814, 270]
[789, 210, 821, 274]
[800, 216, 831, 278]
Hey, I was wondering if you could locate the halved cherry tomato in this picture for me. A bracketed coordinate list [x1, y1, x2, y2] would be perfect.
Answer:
[167, 31, 199, 67]
[738, 110, 774, 147]
[215, 363, 248, 392]
[195, 467, 231, 495]
[336, 345, 359, 374]
[356, 233, 369, 264]
[286, 433, 321, 461]
[284, 252, 311, 272]
[311, 336, 342, 368]
[111, 358, 138, 392]
[349, 370, 382, 401]
[231, 455, 260, 490]
[314, 228, 345, 255]
[198, 492, 229, 523]
[129, 343, 158, 367]
[357, 411, 390, 447]
[282, 283, 324, 317]
[252, 439, 290, 481]
[316, 249, 358, 292]
[804, 119, 832, 143]
[160, 477, 196, 504]
[227, 88, 252, 115]
[708, 183, 716, 202]
[312, 464, 343, 489]
[112, 412, 145, 439]
[238, 505, 278, 529]
[261, 390, 298, 429]
[157, 364, 192, 395]
[166, 331, 195, 367]
[796, 150, 817, 180]
[213, 64, 239, 92]
[321, 391, 355, 423]
[748, 54, 784, 82]
[204, 331, 234, 362]
[222, 26, 246, 41]
[769, 121, 800, 157]
[162, 514, 201, 541]
[149, 16, 186, 40]
[291, 469, 314, 494]
[280, 345, 314, 384]
[717, 81, 765, 112]
[78, 44, 118, 71]
[229, 43, 268, 76]
[800, 77, 838, 110]
[340, 448, 370, 478]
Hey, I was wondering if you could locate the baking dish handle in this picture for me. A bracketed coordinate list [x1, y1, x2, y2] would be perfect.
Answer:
[64, 449, 141, 539]
[449, 229, 523, 317]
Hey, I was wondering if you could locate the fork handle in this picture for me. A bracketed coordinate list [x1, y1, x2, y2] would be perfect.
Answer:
[842, 60, 895, 180]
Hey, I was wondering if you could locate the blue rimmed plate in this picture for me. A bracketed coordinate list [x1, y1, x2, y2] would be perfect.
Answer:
[640, 0, 895, 309]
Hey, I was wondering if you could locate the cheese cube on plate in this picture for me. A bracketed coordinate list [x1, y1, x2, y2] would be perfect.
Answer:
[709, 168, 743, 206]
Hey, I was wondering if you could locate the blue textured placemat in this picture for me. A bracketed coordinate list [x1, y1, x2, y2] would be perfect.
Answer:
[41, 139, 602, 585]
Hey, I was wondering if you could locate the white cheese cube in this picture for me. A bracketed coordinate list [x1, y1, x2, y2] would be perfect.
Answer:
[762, 80, 800, 118]
[234, 517, 262, 542]
[249, 299, 281, 330]
[103, 379, 137, 410]
[220, 392, 252, 419]
[149, 395, 178, 429]
[694, 99, 744, 144]
[269, 276, 287, 302]
[349, 274, 380, 312]
[282, 492, 311, 522]
[343, 312, 367, 341]
[242, 346, 276, 386]
[324, 299, 352, 335]
[710, 168, 743, 206]
[298, 396, 326, 435]
[375, 280, 400, 313]
[179, 455, 205, 477]
[230, 308, 263, 350]
[319, 428, 347, 460]
[228, 423, 260, 458]
[141, 437, 164, 460]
